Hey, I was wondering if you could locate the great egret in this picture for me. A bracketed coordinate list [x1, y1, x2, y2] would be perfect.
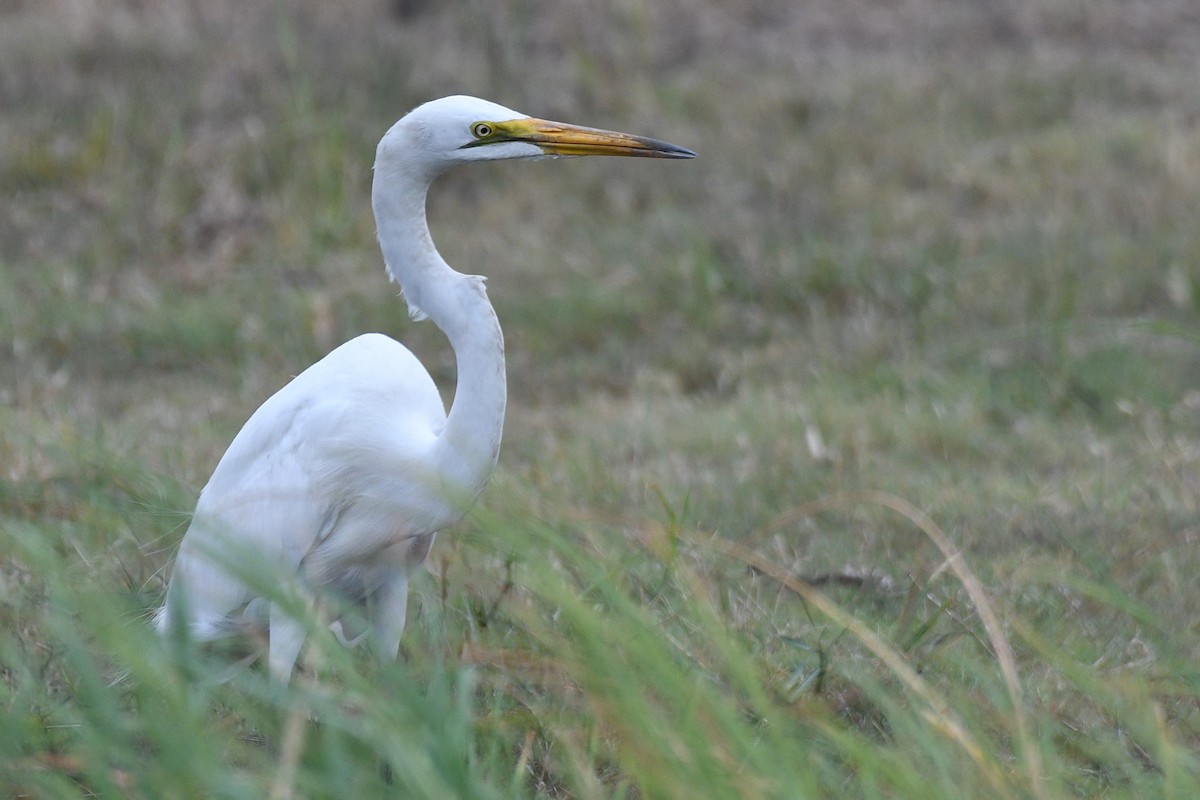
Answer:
[155, 95, 695, 681]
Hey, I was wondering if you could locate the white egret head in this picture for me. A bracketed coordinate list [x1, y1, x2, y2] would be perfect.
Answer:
[376, 95, 696, 179]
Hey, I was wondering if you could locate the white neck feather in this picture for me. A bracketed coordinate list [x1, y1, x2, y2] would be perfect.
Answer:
[372, 162, 507, 509]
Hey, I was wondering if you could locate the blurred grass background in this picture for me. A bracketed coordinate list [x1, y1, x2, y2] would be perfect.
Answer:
[1, 0, 1198, 797]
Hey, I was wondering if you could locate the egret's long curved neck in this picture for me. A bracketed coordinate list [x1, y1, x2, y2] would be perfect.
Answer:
[372, 160, 506, 503]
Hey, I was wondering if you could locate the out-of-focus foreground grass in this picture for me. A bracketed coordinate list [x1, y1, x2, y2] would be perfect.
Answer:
[2, 1, 1198, 797]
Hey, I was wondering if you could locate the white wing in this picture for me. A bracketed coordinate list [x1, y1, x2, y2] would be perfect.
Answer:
[158, 332, 448, 640]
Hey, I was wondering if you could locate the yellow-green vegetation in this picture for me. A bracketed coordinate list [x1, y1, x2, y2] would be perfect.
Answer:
[2, 1, 1198, 797]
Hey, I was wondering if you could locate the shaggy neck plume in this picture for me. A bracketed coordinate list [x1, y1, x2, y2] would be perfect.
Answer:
[372, 156, 507, 507]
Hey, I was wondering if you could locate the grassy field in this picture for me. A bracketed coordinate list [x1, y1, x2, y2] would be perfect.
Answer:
[2, 0, 1199, 796]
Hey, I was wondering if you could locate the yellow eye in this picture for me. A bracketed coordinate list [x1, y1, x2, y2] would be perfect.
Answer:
[471, 122, 495, 139]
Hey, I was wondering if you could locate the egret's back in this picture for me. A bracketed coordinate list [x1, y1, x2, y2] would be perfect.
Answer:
[156, 333, 446, 641]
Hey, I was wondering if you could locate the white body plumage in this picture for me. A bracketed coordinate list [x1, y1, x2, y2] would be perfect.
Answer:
[155, 95, 695, 680]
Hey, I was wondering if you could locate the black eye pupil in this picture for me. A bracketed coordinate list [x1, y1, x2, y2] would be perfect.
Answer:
[476, 124, 491, 137]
